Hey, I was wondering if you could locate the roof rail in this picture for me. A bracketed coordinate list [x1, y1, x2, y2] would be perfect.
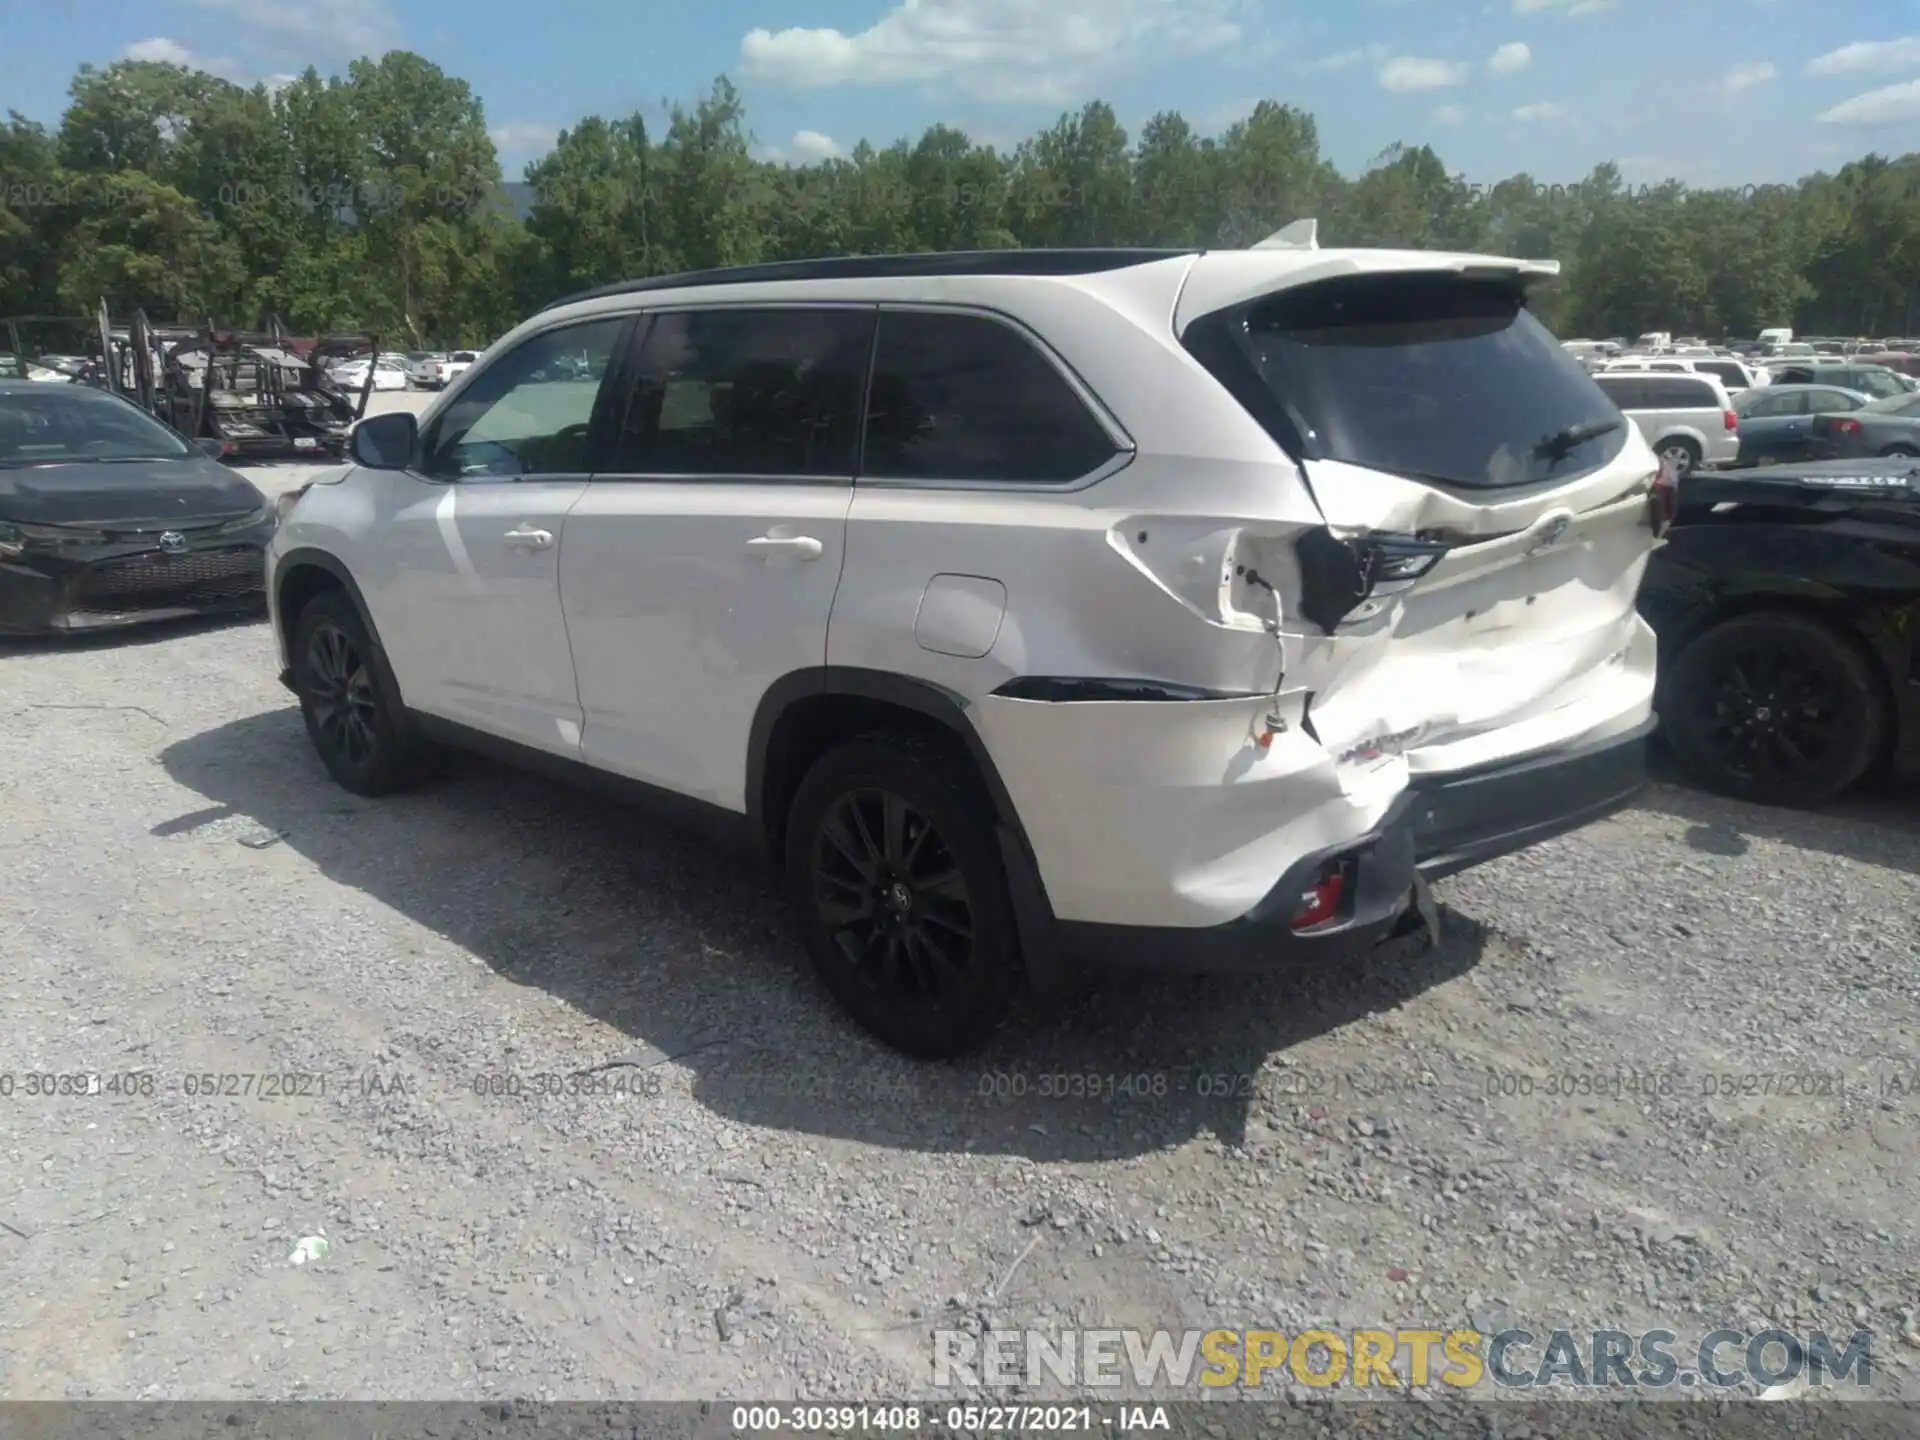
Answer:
[539, 248, 1203, 312]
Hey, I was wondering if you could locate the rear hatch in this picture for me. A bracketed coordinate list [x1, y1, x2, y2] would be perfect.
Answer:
[1178, 263, 1661, 777]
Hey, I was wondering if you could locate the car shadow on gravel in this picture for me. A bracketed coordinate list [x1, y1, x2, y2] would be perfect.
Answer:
[158, 708, 1488, 1162]
[1633, 770, 1920, 877]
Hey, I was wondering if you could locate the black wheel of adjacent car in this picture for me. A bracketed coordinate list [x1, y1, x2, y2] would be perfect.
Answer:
[1880, 444, 1918, 458]
[1658, 437, 1702, 477]
[291, 589, 428, 796]
[1662, 611, 1887, 808]
[784, 735, 1025, 1058]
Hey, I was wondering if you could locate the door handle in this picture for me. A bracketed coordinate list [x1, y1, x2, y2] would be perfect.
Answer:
[503, 526, 554, 551]
[745, 534, 824, 561]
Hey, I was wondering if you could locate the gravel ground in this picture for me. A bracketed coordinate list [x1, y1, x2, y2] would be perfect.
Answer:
[1, 447, 1917, 1402]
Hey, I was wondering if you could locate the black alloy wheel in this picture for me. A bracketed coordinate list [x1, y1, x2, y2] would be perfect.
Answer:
[785, 736, 1024, 1057]
[291, 589, 426, 796]
[305, 620, 380, 770]
[812, 787, 975, 1004]
[1663, 611, 1886, 807]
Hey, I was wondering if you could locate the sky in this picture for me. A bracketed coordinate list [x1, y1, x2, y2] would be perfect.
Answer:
[3, 0, 1920, 189]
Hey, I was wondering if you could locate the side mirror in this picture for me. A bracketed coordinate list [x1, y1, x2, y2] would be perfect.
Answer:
[351, 411, 417, 470]
[196, 437, 229, 459]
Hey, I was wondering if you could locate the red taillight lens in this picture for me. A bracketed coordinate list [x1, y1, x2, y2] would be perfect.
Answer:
[1290, 864, 1349, 932]
[1834, 417, 1862, 434]
[1723, 410, 1738, 431]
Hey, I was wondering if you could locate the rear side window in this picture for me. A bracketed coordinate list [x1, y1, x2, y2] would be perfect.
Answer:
[1200, 274, 1626, 488]
[1646, 377, 1718, 408]
[862, 310, 1118, 483]
[1696, 361, 1743, 386]
[607, 307, 875, 477]
[1593, 375, 1647, 410]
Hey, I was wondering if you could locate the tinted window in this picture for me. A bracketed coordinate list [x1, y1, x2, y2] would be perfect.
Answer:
[1865, 392, 1920, 415]
[607, 307, 873, 477]
[1593, 375, 1647, 410]
[421, 318, 624, 480]
[1817, 389, 1868, 412]
[0, 386, 193, 464]
[1645, 377, 1718, 408]
[1223, 275, 1625, 488]
[862, 310, 1118, 483]
[1850, 368, 1906, 399]
[1696, 361, 1743, 386]
[1772, 391, 1809, 416]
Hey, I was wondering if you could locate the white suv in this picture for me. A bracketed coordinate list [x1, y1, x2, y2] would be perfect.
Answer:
[267, 241, 1667, 1056]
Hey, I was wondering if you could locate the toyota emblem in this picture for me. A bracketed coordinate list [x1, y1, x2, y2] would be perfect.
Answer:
[158, 531, 187, 554]
[1530, 515, 1572, 552]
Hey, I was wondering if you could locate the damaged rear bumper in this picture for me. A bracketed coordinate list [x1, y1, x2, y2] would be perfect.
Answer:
[1057, 714, 1653, 971]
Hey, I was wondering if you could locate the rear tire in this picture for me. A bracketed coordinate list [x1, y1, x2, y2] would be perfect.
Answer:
[784, 734, 1025, 1058]
[1658, 437, 1702, 477]
[1661, 611, 1887, 808]
[290, 589, 430, 797]
[1880, 444, 1917, 458]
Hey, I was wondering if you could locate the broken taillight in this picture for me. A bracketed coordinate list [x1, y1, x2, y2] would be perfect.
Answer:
[1290, 862, 1350, 931]
[1648, 464, 1678, 538]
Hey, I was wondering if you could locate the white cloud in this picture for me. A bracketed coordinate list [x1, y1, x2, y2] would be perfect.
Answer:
[489, 122, 561, 161]
[1377, 56, 1471, 92]
[1431, 103, 1468, 126]
[123, 37, 199, 66]
[739, 0, 1239, 103]
[1511, 100, 1570, 122]
[1312, 48, 1369, 71]
[121, 36, 245, 80]
[184, 0, 403, 65]
[789, 128, 843, 160]
[1806, 37, 1920, 77]
[1487, 41, 1531, 75]
[1513, 0, 1612, 15]
[1817, 78, 1920, 125]
[1717, 60, 1777, 95]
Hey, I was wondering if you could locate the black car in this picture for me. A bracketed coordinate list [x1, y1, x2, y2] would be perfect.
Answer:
[0, 381, 276, 634]
[1639, 458, 1920, 807]
[1807, 390, 1920, 460]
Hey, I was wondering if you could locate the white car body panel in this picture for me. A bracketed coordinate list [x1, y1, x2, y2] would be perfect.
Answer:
[558, 481, 855, 809]
[281, 469, 587, 753]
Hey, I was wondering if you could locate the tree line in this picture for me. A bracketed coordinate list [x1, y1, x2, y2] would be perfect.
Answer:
[2, 50, 1918, 350]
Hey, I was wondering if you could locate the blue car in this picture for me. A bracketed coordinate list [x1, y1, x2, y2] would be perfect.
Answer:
[1732, 383, 1871, 467]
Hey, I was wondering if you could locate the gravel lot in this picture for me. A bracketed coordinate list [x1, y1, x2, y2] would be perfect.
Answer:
[2, 404, 1917, 1403]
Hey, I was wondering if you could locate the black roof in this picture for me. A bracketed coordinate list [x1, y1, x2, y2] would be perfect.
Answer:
[539, 248, 1202, 313]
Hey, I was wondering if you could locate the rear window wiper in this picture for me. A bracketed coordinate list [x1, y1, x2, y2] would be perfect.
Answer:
[1533, 417, 1623, 464]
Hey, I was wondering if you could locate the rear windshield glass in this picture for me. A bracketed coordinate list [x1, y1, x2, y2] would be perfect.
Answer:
[1226, 274, 1627, 488]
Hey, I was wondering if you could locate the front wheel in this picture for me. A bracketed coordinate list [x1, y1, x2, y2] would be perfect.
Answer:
[784, 736, 1025, 1058]
[291, 589, 429, 796]
[1661, 611, 1887, 807]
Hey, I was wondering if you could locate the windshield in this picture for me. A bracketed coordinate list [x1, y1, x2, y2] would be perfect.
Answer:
[0, 387, 194, 466]
[1230, 274, 1627, 488]
[1866, 392, 1920, 415]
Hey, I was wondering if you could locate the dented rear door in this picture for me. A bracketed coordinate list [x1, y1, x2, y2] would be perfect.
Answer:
[1183, 268, 1662, 778]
